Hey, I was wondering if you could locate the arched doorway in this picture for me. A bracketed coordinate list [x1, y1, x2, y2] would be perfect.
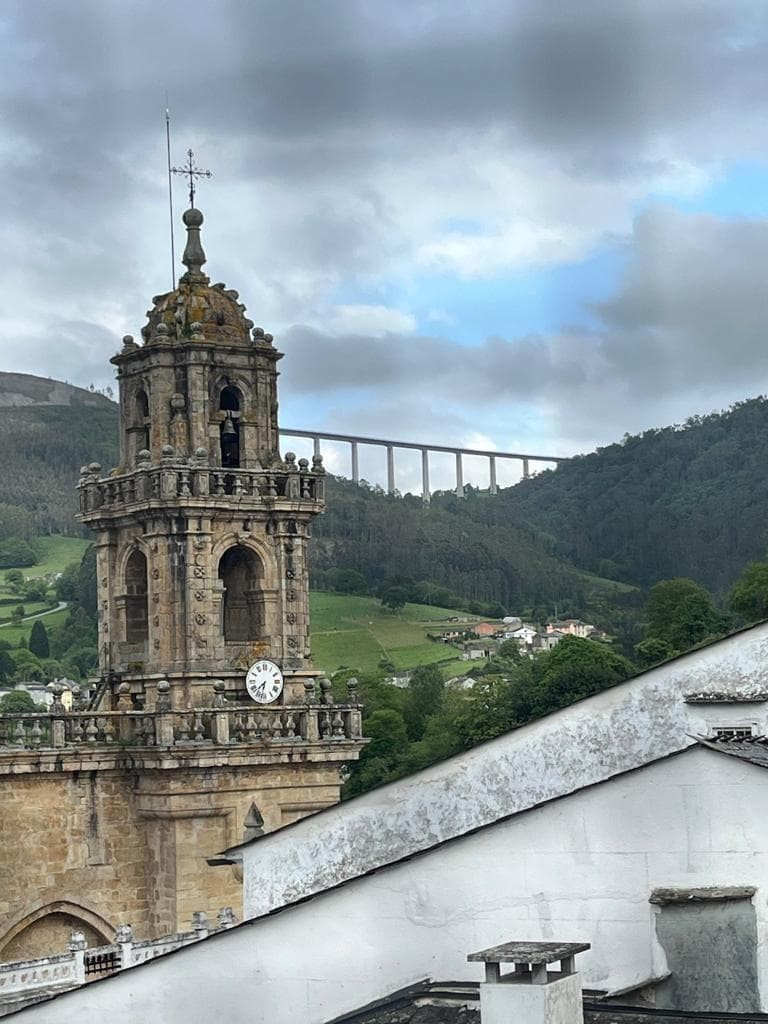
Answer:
[218, 547, 263, 641]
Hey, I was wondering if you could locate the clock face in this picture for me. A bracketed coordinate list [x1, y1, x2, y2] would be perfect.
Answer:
[245, 659, 284, 705]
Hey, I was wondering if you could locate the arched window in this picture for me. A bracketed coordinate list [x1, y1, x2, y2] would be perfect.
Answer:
[136, 385, 149, 450]
[219, 385, 241, 468]
[218, 547, 263, 641]
[125, 550, 148, 644]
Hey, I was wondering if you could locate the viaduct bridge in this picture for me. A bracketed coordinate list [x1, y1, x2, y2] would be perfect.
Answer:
[280, 428, 567, 503]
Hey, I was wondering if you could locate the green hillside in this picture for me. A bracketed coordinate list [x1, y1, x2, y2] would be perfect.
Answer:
[507, 397, 768, 594]
[309, 593, 474, 676]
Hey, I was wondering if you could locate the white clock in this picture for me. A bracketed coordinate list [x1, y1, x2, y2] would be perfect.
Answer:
[245, 659, 284, 704]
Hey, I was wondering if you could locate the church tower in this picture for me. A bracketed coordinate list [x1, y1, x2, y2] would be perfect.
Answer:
[79, 205, 323, 705]
[0, 204, 364, 962]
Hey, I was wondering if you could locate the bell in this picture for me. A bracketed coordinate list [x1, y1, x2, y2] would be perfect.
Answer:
[222, 413, 237, 438]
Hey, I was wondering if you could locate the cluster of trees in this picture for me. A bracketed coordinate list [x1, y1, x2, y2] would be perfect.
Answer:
[313, 565, 507, 618]
[340, 636, 636, 797]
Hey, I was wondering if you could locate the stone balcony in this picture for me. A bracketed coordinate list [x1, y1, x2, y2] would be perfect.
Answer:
[0, 702, 362, 753]
[77, 450, 325, 520]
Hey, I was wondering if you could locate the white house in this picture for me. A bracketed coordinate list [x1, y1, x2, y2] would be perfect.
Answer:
[11, 622, 768, 1023]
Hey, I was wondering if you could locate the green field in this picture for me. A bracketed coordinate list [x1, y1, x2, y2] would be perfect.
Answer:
[309, 593, 480, 676]
[28, 536, 89, 578]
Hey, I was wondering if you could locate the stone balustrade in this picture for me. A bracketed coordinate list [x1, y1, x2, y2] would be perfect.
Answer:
[77, 458, 325, 516]
[0, 703, 363, 752]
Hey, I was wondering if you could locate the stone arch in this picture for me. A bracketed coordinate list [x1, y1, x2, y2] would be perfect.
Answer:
[0, 900, 115, 962]
[218, 546, 264, 642]
[124, 548, 148, 644]
[126, 382, 151, 464]
[218, 383, 242, 468]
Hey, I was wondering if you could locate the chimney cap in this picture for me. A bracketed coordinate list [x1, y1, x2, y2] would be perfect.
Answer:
[468, 940, 590, 965]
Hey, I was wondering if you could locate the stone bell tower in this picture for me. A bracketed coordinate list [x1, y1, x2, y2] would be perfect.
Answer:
[79, 205, 322, 706]
[0, 206, 364, 963]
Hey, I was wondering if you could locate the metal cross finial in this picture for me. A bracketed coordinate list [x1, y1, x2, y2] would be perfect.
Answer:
[171, 148, 212, 208]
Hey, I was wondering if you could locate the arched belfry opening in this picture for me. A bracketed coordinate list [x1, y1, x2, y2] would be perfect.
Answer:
[127, 387, 150, 464]
[125, 549, 148, 645]
[218, 547, 263, 642]
[219, 385, 241, 468]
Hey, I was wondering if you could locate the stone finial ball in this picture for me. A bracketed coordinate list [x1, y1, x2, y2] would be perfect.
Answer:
[263, 332, 273, 343]
[137, 449, 151, 462]
[298, 457, 309, 469]
[195, 446, 208, 458]
[161, 444, 175, 457]
[183, 207, 204, 227]
[88, 462, 102, 474]
[157, 679, 171, 693]
[122, 334, 135, 346]
[253, 327, 265, 338]
[285, 451, 296, 463]
[156, 322, 169, 335]
[170, 392, 185, 409]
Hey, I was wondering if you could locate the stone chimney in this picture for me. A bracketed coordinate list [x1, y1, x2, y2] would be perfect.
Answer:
[468, 940, 590, 1024]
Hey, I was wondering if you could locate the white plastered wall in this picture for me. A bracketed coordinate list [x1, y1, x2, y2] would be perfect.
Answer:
[13, 746, 768, 1024]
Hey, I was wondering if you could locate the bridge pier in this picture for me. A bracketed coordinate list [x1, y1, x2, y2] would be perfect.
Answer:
[421, 449, 430, 505]
[455, 451, 464, 498]
[351, 441, 359, 483]
[489, 455, 497, 495]
[387, 445, 396, 494]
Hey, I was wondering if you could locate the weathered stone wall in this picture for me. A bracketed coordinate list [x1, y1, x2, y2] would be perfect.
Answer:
[0, 759, 342, 962]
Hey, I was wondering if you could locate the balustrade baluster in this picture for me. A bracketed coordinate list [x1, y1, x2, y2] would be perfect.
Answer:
[319, 710, 331, 739]
[331, 711, 344, 738]
[177, 715, 191, 742]
[85, 718, 98, 743]
[258, 713, 271, 739]
[284, 711, 297, 738]
[192, 713, 205, 742]
[214, 473, 225, 496]
[233, 713, 245, 743]
[245, 713, 257, 742]
[102, 718, 115, 744]
[14, 720, 26, 748]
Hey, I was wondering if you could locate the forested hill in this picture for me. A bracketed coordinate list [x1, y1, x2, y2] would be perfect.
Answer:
[506, 397, 768, 594]
[0, 372, 118, 537]
[313, 477, 633, 621]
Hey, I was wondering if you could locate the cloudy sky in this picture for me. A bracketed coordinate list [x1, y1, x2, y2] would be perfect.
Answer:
[4, 0, 768, 490]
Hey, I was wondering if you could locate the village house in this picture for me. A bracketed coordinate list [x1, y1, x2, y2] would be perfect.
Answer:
[13, 621, 768, 1023]
[546, 618, 596, 638]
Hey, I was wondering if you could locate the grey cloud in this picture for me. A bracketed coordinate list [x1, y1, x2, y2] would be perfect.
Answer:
[280, 206, 768, 451]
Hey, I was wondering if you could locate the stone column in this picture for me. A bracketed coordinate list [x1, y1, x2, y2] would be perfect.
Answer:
[313, 436, 321, 459]
[523, 457, 530, 480]
[455, 451, 464, 498]
[351, 441, 359, 483]
[489, 455, 497, 495]
[421, 449, 430, 506]
[387, 445, 396, 494]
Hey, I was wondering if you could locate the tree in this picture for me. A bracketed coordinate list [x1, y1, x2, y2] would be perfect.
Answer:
[55, 561, 80, 603]
[344, 708, 409, 796]
[644, 578, 725, 652]
[380, 585, 408, 614]
[0, 689, 36, 713]
[403, 665, 444, 741]
[634, 636, 674, 666]
[11, 605, 25, 624]
[23, 579, 49, 604]
[4, 569, 24, 592]
[0, 538, 37, 569]
[530, 636, 635, 717]
[29, 620, 50, 659]
[729, 562, 768, 623]
[0, 650, 16, 682]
